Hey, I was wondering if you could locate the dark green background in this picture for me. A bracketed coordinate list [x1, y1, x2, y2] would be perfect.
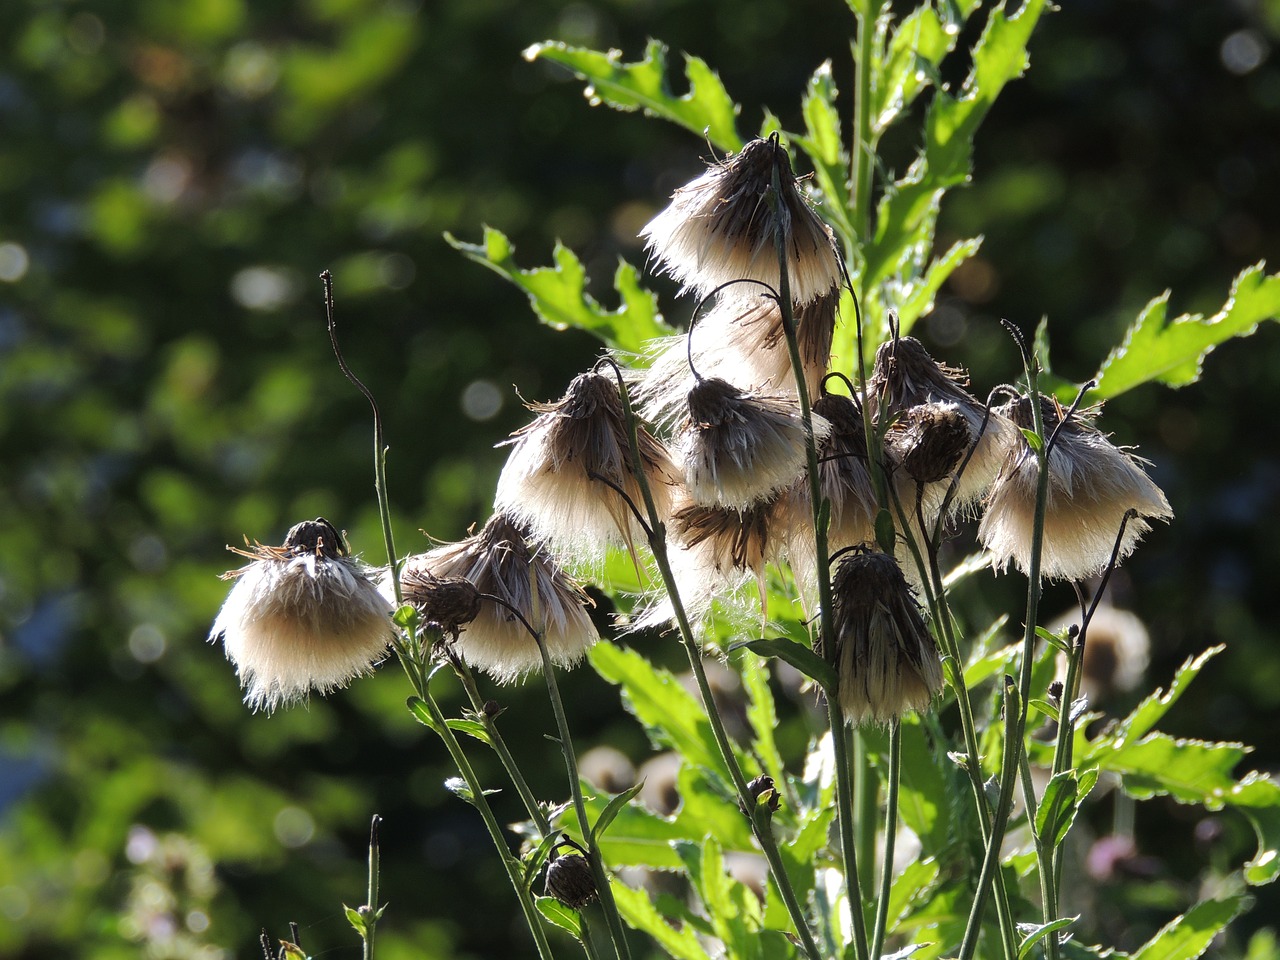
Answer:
[2, 0, 1278, 956]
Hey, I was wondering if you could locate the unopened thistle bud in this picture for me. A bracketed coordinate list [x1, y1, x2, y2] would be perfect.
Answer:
[640, 136, 842, 304]
[494, 371, 679, 564]
[209, 518, 393, 712]
[399, 513, 597, 683]
[978, 396, 1173, 581]
[544, 852, 598, 909]
[825, 550, 943, 725]
[870, 337, 1012, 510]
[400, 569, 483, 639]
[677, 377, 829, 509]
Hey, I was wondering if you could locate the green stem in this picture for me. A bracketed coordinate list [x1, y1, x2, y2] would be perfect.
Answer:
[854, 733, 878, 903]
[850, 0, 881, 245]
[870, 721, 901, 960]
[537, 638, 631, 960]
[454, 659, 553, 837]
[769, 147, 871, 960]
[417, 686, 557, 960]
[604, 369, 825, 960]
[958, 360, 1051, 960]
[363, 815, 380, 960]
[1019, 753, 1060, 960]
[888, 485, 1017, 960]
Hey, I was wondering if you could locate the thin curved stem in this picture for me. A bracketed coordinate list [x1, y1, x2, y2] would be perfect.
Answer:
[870, 720, 901, 960]
[959, 352, 1052, 960]
[603, 354, 825, 960]
[1019, 753, 1060, 960]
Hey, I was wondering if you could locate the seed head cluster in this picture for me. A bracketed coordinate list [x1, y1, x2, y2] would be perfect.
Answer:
[207, 137, 1172, 728]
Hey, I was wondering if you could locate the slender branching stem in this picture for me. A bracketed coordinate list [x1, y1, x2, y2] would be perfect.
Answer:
[363, 815, 381, 960]
[599, 359, 826, 960]
[453, 656, 553, 837]
[870, 720, 901, 960]
[1018, 753, 1060, 960]
[769, 142, 871, 960]
[536, 636, 632, 960]
[959, 338, 1051, 960]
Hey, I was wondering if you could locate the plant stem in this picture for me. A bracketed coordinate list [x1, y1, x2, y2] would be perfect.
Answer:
[958, 360, 1051, 960]
[870, 720, 901, 960]
[537, 637, 632, 960]
[767, 144, 872, 960]
[417, 686, 557, 960]
[363, 815, 381, 960]
[888, 493, 1017, 960]
[603, 368, 825, 960]
[1019, 753, 1060, 960]
[850, 0, 881, 246]
[454, 659, 553, 837]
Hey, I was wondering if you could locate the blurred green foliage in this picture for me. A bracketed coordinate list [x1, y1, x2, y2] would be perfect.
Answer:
[1, 0, 1278, 957]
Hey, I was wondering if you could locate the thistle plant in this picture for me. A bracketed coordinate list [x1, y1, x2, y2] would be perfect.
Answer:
[209, 2, 1280, 958]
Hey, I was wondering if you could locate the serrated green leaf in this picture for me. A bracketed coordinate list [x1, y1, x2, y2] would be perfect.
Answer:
[1034, 772, 1080, 848]
[1018, 917, 1079, 959]
[886, 857, 942, 929]
[611, 881, 711, 960]
[792, 61, 856, 243]
[535, 896, 583, 938]
[674, 765, 755, 853]
[873, 4, 965, 134]
[1090, 263, 1280, 400]
[446, 227, 671, 354]
[343, 903, 367, 937]
[740, 654, 785, 787]
[1108, 646, 1225, 748]
[1107, 734, 1248, 804]
[866, 0, 1046, 292]
[524, 39, 742, 151]
[590, 782, 645, 845]
[445, 718, 492, 746]
[1219, 772, 1280, 885]
[1130, 895, 1244, 960]
[406, 695, 442, 733]
[589, 642, 734, 783]
[732, 637, 838, 693]
[895, 236, 983, 332]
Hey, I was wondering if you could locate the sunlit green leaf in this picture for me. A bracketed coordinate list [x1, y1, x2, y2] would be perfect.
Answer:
[1089, 264, 1280, 400]
[732, 637, 838, 693]
[590, 782, 645, 845]
[445, 718, 492, 746]
[446, 227, 671, 354]
[1017, 917, 1078, 959]
[611, 881, 711, 960]
[524, 39, 742, 152]
[1130, 895, 1245, 960]
[535, 896, 583, 938]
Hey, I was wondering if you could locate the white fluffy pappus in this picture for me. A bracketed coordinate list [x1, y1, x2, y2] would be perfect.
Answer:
[636, 291, 839, 424]
[209, 518, 393, 712]
[978, 396, 1174, 581]
[494, 371, 679, 568]
[677, 376, 830, 509]
[401, 513, 598, 683]
[826, 549, 943, 726]
[639, 136, 842, 305]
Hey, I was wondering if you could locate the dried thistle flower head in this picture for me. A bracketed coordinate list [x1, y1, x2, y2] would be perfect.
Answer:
[640, 136, 841, 304]
[494, 371, 679, 565]
[400, 513, 597, 683]
[886, 402, 973, 486]
[978, 396, 1174, 581]
[783, 391, 877, 589]
[677, 377, 829, 509]
[870, 336, 1013, 509]
[400, 569, 483, 639]
[209, 517, 393, 712]
[825, 550, 943, 726]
